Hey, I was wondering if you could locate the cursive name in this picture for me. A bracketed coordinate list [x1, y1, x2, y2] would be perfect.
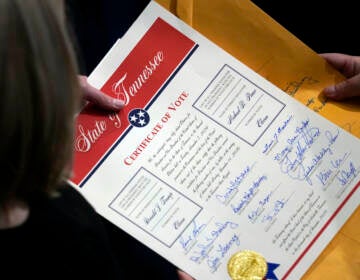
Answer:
[179, 220, 206, 251]
[315, 152, 349, 186]
[190, 221, 238, 264]
[231, 175, 267, 214]
[248, 190, 273, 223]
[331, 152, 348, 169]
[144, 203, 161, 225]
[263, 115, 293, 154]
[337, 162, 357, 186]
[316, 169, 333, 186]
[216, 234, 240, 258]
[160, 192, 173, 206]
[207, 234, 240, 272]
[261, 198, 286, 223]
[274, 120, 339, 185]
[215, 165, 252, 204]
[228, 100, 246, 125]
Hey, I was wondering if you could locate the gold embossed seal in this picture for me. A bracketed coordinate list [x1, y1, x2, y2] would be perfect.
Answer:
[227, 250, 267, 280]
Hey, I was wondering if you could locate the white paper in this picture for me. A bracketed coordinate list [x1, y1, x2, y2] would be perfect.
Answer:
[70, 2, 360, 279]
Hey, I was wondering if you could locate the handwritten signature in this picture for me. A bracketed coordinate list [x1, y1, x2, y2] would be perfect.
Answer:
[263, 115, 293, 154]
[274, 119, 341, 185]
[179, 220, 206, 251]
[337, 161, 357, 186]
[231, 175, 267, 214]
[215, 165, 253, 204]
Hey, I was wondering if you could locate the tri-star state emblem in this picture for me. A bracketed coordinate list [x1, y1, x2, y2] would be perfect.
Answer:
[128, 108, 150, 127]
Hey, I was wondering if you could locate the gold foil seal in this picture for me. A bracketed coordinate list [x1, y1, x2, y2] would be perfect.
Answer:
[227, 250, 267, 280]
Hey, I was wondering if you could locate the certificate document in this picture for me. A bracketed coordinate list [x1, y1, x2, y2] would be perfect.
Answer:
[69, 1, 360, 279]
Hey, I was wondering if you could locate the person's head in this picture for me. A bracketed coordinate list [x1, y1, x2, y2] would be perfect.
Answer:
[0, 0, 80, 205]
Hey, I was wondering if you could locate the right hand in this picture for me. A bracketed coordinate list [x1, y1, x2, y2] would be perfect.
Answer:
[320, 53, 360, 100]
[78, 75, 124, 111]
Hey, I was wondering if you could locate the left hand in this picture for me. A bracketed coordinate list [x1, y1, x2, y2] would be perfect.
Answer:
[320, 53, 360, 100]
[78, 75, 124, 111]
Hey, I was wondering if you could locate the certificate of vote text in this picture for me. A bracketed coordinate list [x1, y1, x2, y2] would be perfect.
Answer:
[69, 2, 360, 279]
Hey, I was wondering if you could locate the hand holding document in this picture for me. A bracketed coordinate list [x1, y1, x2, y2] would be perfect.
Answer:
[70, 2, 360, 279]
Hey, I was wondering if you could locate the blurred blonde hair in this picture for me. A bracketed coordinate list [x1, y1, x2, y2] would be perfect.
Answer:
[0, 0, 81, 204]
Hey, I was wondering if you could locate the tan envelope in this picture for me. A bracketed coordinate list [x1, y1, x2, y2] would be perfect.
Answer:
[155, 1, 360, 279]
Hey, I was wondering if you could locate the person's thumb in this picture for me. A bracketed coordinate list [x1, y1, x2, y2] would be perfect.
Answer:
[79, 75, 124, 111]
[322, 75, 360, 100]
[84, 84, 124, 111]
